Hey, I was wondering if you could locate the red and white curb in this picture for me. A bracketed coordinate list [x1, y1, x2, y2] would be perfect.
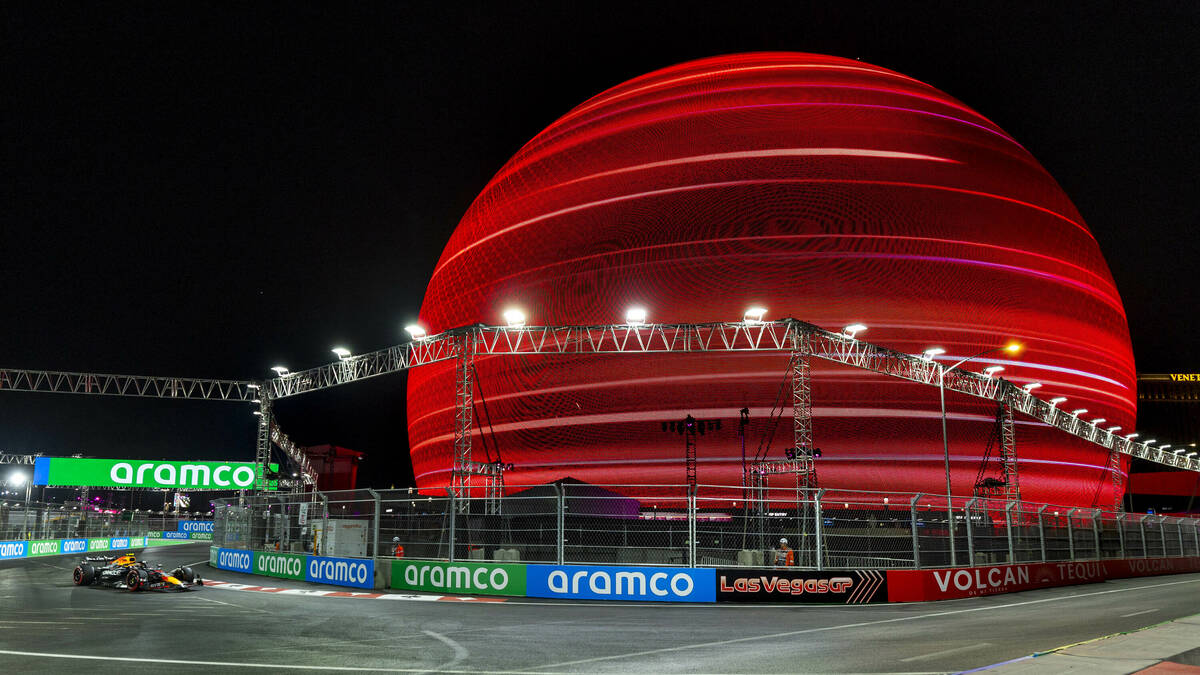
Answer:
[201, 579, 505, 602]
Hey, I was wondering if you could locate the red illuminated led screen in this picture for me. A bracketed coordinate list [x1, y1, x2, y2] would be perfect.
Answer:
[407, 53, 1134, 508]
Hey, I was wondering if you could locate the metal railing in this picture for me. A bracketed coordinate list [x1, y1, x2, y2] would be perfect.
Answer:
[210, 484, 1200, 569]
[0, 500, 211, 541]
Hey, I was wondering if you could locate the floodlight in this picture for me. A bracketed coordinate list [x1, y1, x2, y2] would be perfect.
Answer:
[332, 347, 352, 360]
[503, 308, 526, 328]
[1070, 408, 1088, 416]
[1107, 426, 1122, 433]
[1126, 433, 1139, 439]
[983, 366, 1004, 377]
[404, 324, 427, 340]
[252, 411, 262, 416]
[1005, 342, 1023, 353]
[1049, 397, 1067, 406]
[625, 307, 647, 326]
[743, 307, 767, 324]
[842, 323, 867, 339]
[8, 473, 26, 487]
[1022, 383, 1042, 392]
[250, 398, 261, 404]
[921, 347, 945, 360]
[1173, 449, 1184, 454]
[1091, 418, 1106, 426]
[1144, 439, 1156, 445]
[1188, 452, 1198, 457]
[246, 383, 260, 389]
[271, 366, 290, 377]
[1160, 445, 1171, 450]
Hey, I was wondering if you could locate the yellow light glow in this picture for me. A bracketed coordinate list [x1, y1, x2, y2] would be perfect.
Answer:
[1005, 342, 1023, 354]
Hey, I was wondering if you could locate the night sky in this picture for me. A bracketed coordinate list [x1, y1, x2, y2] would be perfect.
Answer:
[3, 3, 1198, 488]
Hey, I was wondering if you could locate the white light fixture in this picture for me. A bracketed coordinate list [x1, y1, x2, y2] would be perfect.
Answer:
[404, 324, 427, 340]
[743, 307, 767, 324]
[1160, 445, 1171, 450]
[332, 347, 352, 360]
[1126, 433, 1140, 439]
[1049, 397, 1067, 406]
[1145, 439, 1157, 445]
[1071, 408, 1088, 416]
[1091, 418, 1106, 426]
[1022, 383, 1042, 392]
[625, 307, 647, 326]
[503, 308, 526, 328]
[246, 383, 260, 389]
[1107, 426, 1122, 433]
[252, 411, 262, 416]
[250, 398, 261, 404]
[921, 347, 945, 361]
[1173, 449, 1184, 454]
[271, 366, 290, 377]
[1188, 452, 1197, 457]
[842, 323, 867, 339]
[983, 366, 1004, 377]
[8, 473, 27, 487]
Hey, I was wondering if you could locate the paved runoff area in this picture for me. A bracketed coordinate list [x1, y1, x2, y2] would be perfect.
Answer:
[2, 542, 1200, 674]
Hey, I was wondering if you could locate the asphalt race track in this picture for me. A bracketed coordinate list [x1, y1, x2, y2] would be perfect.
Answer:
[2, 543, 1199, 674]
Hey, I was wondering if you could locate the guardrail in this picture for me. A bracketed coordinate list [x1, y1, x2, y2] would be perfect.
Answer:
[211, 485, 1200, 571]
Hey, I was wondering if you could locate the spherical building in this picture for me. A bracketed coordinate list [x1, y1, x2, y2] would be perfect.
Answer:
[408, 53, 1134, 507]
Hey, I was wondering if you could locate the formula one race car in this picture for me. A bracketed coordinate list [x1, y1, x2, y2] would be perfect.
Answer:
[72, 553, 203, 592]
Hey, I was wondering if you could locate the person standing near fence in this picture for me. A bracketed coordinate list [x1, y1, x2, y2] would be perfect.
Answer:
[774, 538, 794, 567]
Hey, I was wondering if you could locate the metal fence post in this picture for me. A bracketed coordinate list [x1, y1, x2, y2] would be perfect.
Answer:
[1117, 513, 1126, 558]
[368, 489, 381, 559]
[555, 483, 565, 565]
[687, 485, 697, 568]
[1139, 515, 1148, 558]
[1177, 519, 1185, 557]
[910, 494, 921, 569]
[1066, 508, 1076, 561]
[1194, 519, 1199, 556]
[446, 487, 456, 563]
[1005, 502, 1016, 563]
[964, 498, 976, 566]
[1091, 510, 1101, 560]
[815, 489, 825, 571]
[1159, 518, 1167, 557]
[1038, 505, 1047, 562]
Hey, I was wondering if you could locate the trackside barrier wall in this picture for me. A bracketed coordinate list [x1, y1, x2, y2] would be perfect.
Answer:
[886, 556, 1200, 601]
[208, 547, 376, 589]
[0, 536, 153, 561]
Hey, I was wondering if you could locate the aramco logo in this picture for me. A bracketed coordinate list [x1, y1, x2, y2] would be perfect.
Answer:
[404, 563, 511, 592]
[110, 462, 256, 489]
[308, 558, 370, 586]
[218, 550, 252, 572]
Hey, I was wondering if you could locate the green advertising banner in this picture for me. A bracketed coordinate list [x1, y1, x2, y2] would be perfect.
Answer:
[29, 540, 61, 557]
[33, 457, 277, 490]
[209, 546, 219, 566]
[146, 531, 163, 539]
[189, 532, 213, 541]
[392, 560, 527, 597]
[254, 551, 306, 580]
[88, 538, 110, 551]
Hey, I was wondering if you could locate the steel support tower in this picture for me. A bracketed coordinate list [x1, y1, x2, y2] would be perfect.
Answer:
[449, 333, 504, 512]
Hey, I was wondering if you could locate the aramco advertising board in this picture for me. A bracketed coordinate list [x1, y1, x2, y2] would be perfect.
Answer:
[33, 457, 278, 490]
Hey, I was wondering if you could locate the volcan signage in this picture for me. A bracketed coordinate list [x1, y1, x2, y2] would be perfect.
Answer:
[32, 457, 277, 490]
[716, 569, 886, 604]
[392, 560, 526, 596]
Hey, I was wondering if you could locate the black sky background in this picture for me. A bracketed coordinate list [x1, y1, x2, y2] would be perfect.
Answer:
[3, 3, 1198, 488]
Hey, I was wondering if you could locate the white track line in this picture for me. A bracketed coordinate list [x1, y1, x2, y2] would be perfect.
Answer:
[520, 577, 1200, 671]
[1120, 608, 1159, 617]
[423, 630, 470, 672]
[900, 642, 992, 662]
[0, 649, 568, 673]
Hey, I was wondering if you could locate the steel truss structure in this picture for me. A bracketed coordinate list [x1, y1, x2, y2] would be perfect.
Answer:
[4, 319, 1197, 499]
[0, 453, 41, 465]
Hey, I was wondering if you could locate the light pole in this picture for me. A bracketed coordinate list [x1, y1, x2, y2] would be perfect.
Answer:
[927, 342, 1022, 566]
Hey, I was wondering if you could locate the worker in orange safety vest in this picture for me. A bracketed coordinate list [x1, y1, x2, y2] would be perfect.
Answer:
[392, 537, 405, 558]
[774, 537, 794, 567]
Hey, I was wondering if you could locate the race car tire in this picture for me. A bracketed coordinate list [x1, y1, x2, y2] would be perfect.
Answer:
[172, 566, 195, 582]
[73, 563, 96, 586]
[125, 568, 145, 592]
